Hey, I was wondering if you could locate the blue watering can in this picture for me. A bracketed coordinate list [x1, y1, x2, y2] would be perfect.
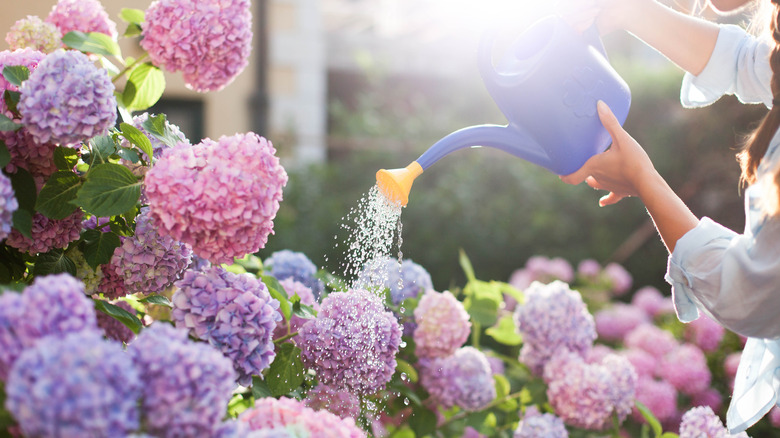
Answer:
[376, 15, 631, 206]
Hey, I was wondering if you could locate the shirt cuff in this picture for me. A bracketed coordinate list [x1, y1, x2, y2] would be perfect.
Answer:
[680, 24, 745, 108]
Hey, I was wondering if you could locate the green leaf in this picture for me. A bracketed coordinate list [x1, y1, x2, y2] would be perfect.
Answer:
[94, 299, 143, 334]
[0, 114, 22, 132]
[291, 301, 316, 319]
[9, 167, 36, 238]
[62, 31, 121, 57]
[122, 63, 165, 112]
[53, 146, 80, 171]
[251, 375, 272, 399]
[35, 171, 82, 220]
[119, 122, 154, 161]
[74, 163, 141, 217]
[262, 274, 291, 322]
[494, 373, 510, 400]
[138, 294, 172, 307]
[408, 405, 437, 437]
[81, 229, 121, 270]
[0, 245, 26, 283]
[388, 427, 415, 438]
[141, 114, 186, 147]
[86, 135, 117, 167]
[11, 209, 32, 238]
[635, 401, 663, 437]
[459, 248, 476, 283]
[4, 90, 20, 117]
[266, 343, 304, 397]
[123, 23, 142, 38]
[2, 65, 29, 87]
[33, 249, 77, 277]
[485, 314, 523, 346]
[119, 8, 145, 24]
[396, 358, 418, 383]
[115, 147, 140, 164]
[0, 140, 10, 168]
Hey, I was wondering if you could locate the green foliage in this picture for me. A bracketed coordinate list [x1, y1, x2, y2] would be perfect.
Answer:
[94, 300, 144, 334]
[122, 63, 165, 112]
[62, 31, 121, 58]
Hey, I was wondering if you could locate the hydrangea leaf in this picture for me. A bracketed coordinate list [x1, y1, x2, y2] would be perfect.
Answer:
[635, 401, 663, 437]
[459, 248, 476, 283]
[122, 63, 165, 112]
[138, 294, 172, 308]
[86, 135, 118, 167]
[2, 65, 29, 87]
[35, 171, 81, 220]
[10, 167, 36, 238]
[33, 249, 76, 277]
[3, 91, 20, 118]
[119, 122, 153, 161]
[94, 299, 143, 334]
[266, 342, 304, 397]
[81, 229, 121, 271]
[0, 140, 10, 168]
[262, 274, 292, 321]
[141, 114, 185, 148]
[119, 8, 145, 24]
[485, 314, 523, 346]
[62, 31, 121, 58]
[11, 209, 31, 239]
[395, 358, 418, 383]
[0, 114, 22, 132]
[251, 376, 272, 400]
[408, 405, 437, 436]
[0, 245, 27, 283]
[463, 280, 502, 326]
[74, 163, 141, 217]
[53, 146, 80, 171]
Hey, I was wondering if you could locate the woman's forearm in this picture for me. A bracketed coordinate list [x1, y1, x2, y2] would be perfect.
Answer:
[637, 169, 700, 253]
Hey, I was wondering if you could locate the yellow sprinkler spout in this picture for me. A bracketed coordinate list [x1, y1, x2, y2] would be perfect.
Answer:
[375, 161, 423, 207]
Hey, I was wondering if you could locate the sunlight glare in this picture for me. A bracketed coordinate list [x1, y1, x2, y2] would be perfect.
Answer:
[430, 0, 560, 33]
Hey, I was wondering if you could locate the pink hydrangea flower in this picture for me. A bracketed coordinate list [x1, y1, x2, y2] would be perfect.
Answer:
[769, 406, 780, 427]
[0, 48, 45, 116]
[239, 397, 366, 438]
[624, 324, 679, 358]
[413, 290, 471, 359]
[145, 133, 287, 265]
[594, 303, 649, 342]
[304, 383, 362, 420]
[577, 258, 602, 279]
[691, 388, 723, 414]
[657, 344, 711, 396]
[6, 210, 83, 255]
[604, 262, 632, 295]
[45, 0, 117, 38]
[679, 406, 749, 438]
[631, 376, 678, 424]
[631, 286, 674, 318]
[724, 352, 741, 388]
[509, 256, 574, 289]
[6, 16, 61, 53]
[141, 0, 252, 92]
[621, 348, 658, 379]
[1, 129, 58, 189]
[685, 315, 725, 352]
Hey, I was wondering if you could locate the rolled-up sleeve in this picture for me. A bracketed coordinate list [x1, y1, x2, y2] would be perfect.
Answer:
[681, 24, 772, 108]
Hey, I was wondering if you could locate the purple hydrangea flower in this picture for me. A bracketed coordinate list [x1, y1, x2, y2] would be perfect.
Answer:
[145, 133, 287, 265]
[5, 330, 140, 437]
[624, 323, 679, 358]
[141, 0, 253, 92]
[112, 207, 193, 295]
[273, 278, 320, 340]
[413, 290, 471, 359]
[419, 346, 497, 412]
[685, 315, 726, 352]
[264, 249, 324, 298]
[299, 289, 402, 395]
[97, 260, 129, 299]
[514, 280, 596, 374]
[632, 376, 678, 424]
[631, 286, 674, 318]
[239, 397, 367, 438]
[46, 0, 117, 38]
[6, 209, 83, 255]
[594, 303, 649, 342]
[509, 256, 574, 290]
[129, 323, 236, 438]
[657, 344, 711, 396]
[543, 348, 637, 430]
[19, 49, 117, 146]
[604, 262, 632, 295]
[358, 257, 433, 305]
[96, 300, 137, 344]
[305, 383, 362, 420]
[172, 266, 281, 385]
[0, 273, 97, 380]
[577, 258, 602, 279]
[0, 172, 18, 241]
[678, 406, 749, 438]
[6, 16, 61, 53]
[2, 127, 59, 189]
[692, 388, 723, 414]
[514, 406, 569, 438]
[621, 348, 658, 379]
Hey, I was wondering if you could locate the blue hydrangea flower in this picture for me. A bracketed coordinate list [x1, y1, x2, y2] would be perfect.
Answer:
[357, 257, 433, 305]
[419, 346, 496, 412]
[264, 249, 324, 298]
[514, 406, 568, 438]
[5, 330, 141, 437]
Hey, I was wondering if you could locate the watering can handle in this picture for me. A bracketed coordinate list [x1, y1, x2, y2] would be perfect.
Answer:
[582, 23, 608, 60]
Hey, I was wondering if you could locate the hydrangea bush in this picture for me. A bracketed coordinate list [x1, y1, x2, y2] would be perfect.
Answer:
[0, 1, 768, 437]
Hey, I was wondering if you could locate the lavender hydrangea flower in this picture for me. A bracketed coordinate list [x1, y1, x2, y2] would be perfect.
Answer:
[305, 383, 362, 420]
[514, 406, 569, 438]
[5, 330, 140, 437]
[0, 273, 97, 380]
[413, 290, 471, 359]
[632, 377, 678, 424]
[692, 388, 723, 414]
[631, 286, 674, 317]
[594, 303, 649, 342]
[621, 348, 658, 379]
[172, 266, 281, 385]
[2, 129, 59, 189]
[146, 133, 287, 265]
[6, 209, 83, 255]
[96, 300, 137, 344]
[141, 0, 252, 92]
[19, 49, 117, 146]
[657, 344, 711, 396]
[419, 347, 497, 412]
[514, 280, 596, 374]
[264, 249, 324, 298]
[509, 256, 574, 290]
[299, 289, 402, 395]
[6, 16, 61, 53]
[678, 406, 749, 438]
[273, 278, 320, 340]
[112, 207, 193, 295]
[357, 257, 433, 305]
[624, 323, 679, 358]
[239, 397, 367, 438]
[0, 172, 18, 241]
[604, 262, 632, 295]
[129, 323, 236, 438]
[46, 0, 117, 38]
[686, 315, 726, 352]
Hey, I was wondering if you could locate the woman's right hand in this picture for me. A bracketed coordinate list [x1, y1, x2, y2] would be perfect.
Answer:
[557, 0, 655, 35]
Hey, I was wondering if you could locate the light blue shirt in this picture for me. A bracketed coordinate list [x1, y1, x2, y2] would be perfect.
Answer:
[665, 24, 780, 434]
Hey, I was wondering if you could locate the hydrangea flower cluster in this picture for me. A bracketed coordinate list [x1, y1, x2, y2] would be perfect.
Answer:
[632, 377, 678, 424]
[45, 0, 117, 38]
[5, 330, 140, 437]
[305, 383, 362, 420]
[19, 49, 117, 146]
[514, 406, 569, 438]
[239, 397, 367, 438]
[6, 209, 83, 255]
[0, 173, 18, 241]
[631, 286, 674, 317]
[145, 133, 287, 265]
[603, 262, 632, 295]
[129, 323, 236, 437]
[96, 300, 137, 344]
[141, 0, 253, 92]
[5, 16, 61, 53]
[685, 315, 726, 352]
[594, 303, 649, 342]
[678, 406, 749, 438]
[111, 207, 193, 295]
[2, 129, 59, 189]
[513, 280, 597, 374]
[509, 256, 574, 290]
[273, 278, 320, 340]
[543, 348, 637, 430]
[172, 266, 281, 385]
[121, 112, 189, 176]
[0, 273, 97, 380]
[0, 48, 45, 116]
[264, 249, 325, 298]
[624, 323, 679, 358]
[299, 289, 402, 395]
[413, 290, 471, 359]
[657, 344, 712, 396]
[357, 257, 433, 305]
[419, 346, 496, 412]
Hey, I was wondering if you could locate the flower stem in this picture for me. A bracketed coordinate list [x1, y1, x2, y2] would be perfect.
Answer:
[273, 331, 299, 344]
[113, 52, 149, 83]
[438, 390, 525, 427]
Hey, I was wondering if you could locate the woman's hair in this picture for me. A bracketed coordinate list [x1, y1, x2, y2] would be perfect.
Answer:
[737, 0, 780, 215]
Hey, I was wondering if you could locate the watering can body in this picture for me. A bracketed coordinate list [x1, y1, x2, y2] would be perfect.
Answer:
[377, 15, 632, 205]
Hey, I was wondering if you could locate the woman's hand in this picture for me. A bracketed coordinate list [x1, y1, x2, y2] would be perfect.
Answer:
[560, 100, 658, 206]
[556, 0, 651, 35]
